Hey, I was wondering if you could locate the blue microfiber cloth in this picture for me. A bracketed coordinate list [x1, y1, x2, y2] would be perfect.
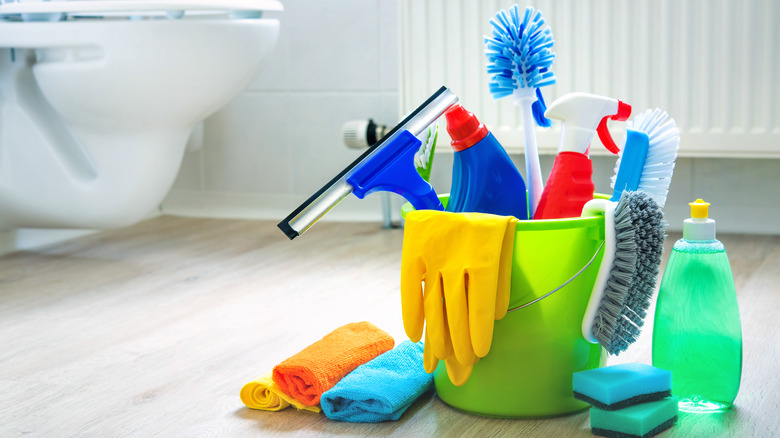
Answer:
[320, 341, 432, 423]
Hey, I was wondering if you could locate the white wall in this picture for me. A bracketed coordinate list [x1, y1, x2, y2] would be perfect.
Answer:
[162, 0, 402, 224]
[2, 0, 776, 256]
[427, 154, 780, 235]
[163, 0, 780, 236]
[0, 0, 401, 256]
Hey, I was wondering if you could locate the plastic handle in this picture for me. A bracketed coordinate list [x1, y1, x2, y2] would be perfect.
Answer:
[347, 130, 444, 211]
[596, 100, 632, 155]
[580, 199, 617, 343]
[515, 88, 545, 218]
[610, 129, 650, 201]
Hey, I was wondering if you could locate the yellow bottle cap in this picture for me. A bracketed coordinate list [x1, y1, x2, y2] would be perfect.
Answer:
[689, 199, 710, 218]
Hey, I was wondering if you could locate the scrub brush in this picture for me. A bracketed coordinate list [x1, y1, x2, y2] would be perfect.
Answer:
[414, 122, 438, 182]
[581, 191, 665, 355]
[611, 108, 680, 207]
[485, 5, 556, 217]
[579, 108, 677, 354]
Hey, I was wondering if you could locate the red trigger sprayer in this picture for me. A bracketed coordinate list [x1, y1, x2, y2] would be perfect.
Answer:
[533, 92, 631, 219]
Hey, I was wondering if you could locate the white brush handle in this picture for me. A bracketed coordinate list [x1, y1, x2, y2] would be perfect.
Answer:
[514, 88, 544, 218]
[580, 199, 616, 344]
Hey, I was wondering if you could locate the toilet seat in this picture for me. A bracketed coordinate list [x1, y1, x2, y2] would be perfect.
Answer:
[0, 0, 282, 18]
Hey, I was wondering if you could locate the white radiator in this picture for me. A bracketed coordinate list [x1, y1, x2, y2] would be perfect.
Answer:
[399, 0, 780, 158]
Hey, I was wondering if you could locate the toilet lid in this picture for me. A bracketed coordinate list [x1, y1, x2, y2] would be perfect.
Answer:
[0, 0, 282, 16]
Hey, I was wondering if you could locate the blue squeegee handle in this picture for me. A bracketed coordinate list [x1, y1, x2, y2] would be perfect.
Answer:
[277, 87, 457, 239]
[610, 129, 650, 202]
[347, 130, 444, 211]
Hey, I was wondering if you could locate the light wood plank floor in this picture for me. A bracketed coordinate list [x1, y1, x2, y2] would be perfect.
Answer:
[1, 216, 778, 437]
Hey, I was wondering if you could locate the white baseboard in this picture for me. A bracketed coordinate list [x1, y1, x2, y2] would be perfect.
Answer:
[0, 228, 97, 257]
[161, 189, 388, 224]
[663, 203, 779, 236]
[3, 190, 773, 258]
[0, 210, 163, 257]
[163, 189, 780, 236]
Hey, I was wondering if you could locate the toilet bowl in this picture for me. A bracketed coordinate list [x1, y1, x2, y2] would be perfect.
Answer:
[0, 0, 282, 229]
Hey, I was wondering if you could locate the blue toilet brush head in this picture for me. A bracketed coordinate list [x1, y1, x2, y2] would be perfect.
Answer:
[485, 5, 556, 127]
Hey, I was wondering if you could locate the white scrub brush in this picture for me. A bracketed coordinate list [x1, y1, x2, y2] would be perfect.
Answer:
[610, 108, 680, 207]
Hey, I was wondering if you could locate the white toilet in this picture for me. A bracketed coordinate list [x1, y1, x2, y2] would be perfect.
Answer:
[0, 0, 282, 229]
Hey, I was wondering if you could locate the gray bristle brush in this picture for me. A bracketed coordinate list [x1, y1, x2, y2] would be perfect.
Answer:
[581, 190, 665, 355]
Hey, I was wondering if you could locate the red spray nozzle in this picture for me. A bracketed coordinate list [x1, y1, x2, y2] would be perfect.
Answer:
[597, 100, 632, 154]
[445, 104, 489, 151]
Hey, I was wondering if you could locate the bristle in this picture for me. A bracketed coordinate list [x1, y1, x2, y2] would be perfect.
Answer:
[414, 123, 438, 182]
[592, 199, 637, 353]
[593, 191, 665, 356]
[484, 5, 556, 100]
[612, 109, 680, 208]
[610, 191, 665, 355]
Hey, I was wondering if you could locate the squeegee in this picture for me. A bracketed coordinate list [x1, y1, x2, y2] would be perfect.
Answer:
[277, 86, 458, 240]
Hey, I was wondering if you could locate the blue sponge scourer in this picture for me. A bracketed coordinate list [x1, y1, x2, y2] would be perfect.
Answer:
[573, 363, 672, 410]
[574, 363, 678, 438]
[590, 397, 679, 438]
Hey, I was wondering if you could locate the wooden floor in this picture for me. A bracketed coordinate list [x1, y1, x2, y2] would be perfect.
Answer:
[1, 216, 778, 437]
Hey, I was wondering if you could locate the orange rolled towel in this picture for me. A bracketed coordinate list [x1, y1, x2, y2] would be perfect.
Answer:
[272, 321, 394, 406]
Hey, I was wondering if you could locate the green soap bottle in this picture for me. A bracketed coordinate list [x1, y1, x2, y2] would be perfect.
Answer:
[652, 199, 742, 413]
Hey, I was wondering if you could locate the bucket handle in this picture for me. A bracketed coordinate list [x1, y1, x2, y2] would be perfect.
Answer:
[506, 241, 605, 313]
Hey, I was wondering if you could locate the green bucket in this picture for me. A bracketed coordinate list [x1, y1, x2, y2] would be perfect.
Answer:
[401, 196, 607, 418]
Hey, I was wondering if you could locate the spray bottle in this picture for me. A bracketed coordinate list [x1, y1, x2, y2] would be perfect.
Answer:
[652, 199, 742, 413]
[444, 104, 528, 219]
[533, 92, 631, 219]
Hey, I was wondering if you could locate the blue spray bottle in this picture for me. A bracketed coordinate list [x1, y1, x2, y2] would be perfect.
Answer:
[444, 105, 528, 219]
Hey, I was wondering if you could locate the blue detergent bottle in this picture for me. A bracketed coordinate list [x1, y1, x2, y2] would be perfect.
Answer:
[444, 105, 528, 219]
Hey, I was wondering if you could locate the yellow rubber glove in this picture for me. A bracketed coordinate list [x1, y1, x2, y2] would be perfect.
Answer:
[444, 356, 474, 387]
[401, 210, 517, 385]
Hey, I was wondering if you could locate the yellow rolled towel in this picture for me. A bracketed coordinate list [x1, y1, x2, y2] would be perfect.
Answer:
[240, 372, 321, 413]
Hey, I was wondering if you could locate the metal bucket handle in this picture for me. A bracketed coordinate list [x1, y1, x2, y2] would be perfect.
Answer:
[506, 241, 604, 313]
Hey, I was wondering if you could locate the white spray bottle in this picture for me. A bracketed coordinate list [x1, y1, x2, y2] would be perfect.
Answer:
[534, 92, 631, 219]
